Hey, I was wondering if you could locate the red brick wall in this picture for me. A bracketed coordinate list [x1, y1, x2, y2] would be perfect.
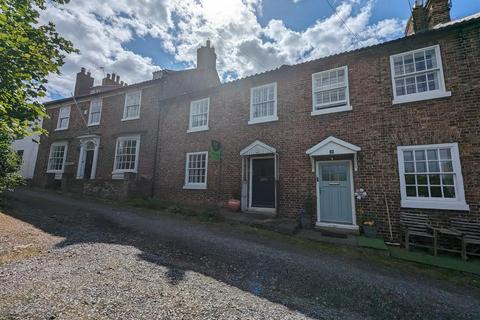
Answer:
[34, 69, 220, 195]
[153, 22, 480, 238]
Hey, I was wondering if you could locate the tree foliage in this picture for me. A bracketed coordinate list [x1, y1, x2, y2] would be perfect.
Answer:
[0, 0, 77, 138]
[0, 133, 23, 193]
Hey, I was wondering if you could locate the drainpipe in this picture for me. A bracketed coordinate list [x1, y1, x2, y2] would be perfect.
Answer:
[150, 81, 165, 198]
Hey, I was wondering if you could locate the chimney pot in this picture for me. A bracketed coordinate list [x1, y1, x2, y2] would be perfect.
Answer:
[116, 75, 120, 83]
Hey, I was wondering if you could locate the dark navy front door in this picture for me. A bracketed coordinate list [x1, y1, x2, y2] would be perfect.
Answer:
[251, 158, 275, 208]
[317, 161, 353, 224]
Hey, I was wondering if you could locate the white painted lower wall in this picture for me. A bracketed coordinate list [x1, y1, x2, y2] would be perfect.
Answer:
[11, 134, 40, 179]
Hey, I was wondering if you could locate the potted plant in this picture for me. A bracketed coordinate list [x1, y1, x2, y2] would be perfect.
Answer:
[300, 192, 315, 229]
[227, 191, 241, 212]
[361, 212, 378, 238]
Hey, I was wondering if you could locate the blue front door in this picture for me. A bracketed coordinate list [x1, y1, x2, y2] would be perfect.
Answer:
[317, 161, 353, 224]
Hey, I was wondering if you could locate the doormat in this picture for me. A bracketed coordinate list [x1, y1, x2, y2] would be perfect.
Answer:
[321, 230, 348, 239]
[357, 236, 388, 250]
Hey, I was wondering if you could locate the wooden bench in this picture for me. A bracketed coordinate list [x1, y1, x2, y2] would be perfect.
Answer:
[451, 218, 480, 260]
[400, 212, 436, 253]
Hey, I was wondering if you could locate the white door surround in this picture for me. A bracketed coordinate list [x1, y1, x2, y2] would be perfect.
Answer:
[307, 136, 360, 231]
[240, 140, 278, 214]
[76, 136, 100, 179]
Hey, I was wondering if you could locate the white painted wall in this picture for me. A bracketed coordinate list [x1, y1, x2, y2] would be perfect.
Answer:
[11, 122, 42, 179]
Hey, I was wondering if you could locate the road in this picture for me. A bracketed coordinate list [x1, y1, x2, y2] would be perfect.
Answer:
[1, 188, 479, 319]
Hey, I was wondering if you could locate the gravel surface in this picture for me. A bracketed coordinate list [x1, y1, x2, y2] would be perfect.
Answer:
[0, 188, 479, 320]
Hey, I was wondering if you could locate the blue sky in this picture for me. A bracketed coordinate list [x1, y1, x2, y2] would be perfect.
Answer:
[41, 0, 480, 99]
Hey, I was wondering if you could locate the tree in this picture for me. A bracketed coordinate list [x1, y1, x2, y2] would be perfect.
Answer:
[0, 133, 23, 193]
[0, 0, 77, 138]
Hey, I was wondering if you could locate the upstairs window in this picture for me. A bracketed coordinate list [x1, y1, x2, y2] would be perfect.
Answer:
[249, 83, 278, 125]
[184, 152, 208, 189]
[113, 135, 140, 173]
[122, 91, 141, 120]
[56, 106, 71, 130]
[312, 66, 351, 116]
[188, 98, 209, 132]
[397, 143, 469, 211]
[47, 142, 68, 172]
[88, 99, 102, 126]
[390, 45, 450, 104]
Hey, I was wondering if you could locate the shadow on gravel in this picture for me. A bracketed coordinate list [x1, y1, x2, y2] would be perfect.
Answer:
[2, 189, 480, 320]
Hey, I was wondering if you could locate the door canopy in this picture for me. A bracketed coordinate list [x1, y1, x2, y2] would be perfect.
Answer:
[306, 136, 361, 171]
[240, 140, 276, 156]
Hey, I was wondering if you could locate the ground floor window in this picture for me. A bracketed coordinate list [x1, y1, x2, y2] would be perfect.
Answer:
[184, 152, 208, 189]
[47, 142, 68, 173]
[113, 135, 140, 173]
[397, 143, 469, 211]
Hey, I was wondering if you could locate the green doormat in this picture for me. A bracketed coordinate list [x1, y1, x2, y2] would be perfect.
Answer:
[357, 236, 388, 251]
[389, 247, 480, 275]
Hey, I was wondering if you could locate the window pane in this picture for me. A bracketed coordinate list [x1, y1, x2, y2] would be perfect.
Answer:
[416, 162, 427, 172]
[414, 150, 425, 160]
[442, 174, 454, 186]
[439, 148, 451, 159]
[429, 174, 440, 185]
[406, 186, 417, 196]
[418, 186, 429, 197]
[405, 174, 415, 185]
[417, 175, 427, 185]
[428, 161, 439, 172]
[427, 149, 438, 160]
[403, 151, 413, 161]
[441, 161, 453, 172]
[404, 162, 414, 173]
[443, 186, 455, 198]
[430, 186, 442, 197]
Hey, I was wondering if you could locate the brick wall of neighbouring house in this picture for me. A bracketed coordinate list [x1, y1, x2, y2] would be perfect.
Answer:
[153, 21, 480, 239]
[33, 68, 220, 198]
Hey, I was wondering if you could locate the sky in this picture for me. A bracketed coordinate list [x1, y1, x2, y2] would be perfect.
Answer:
[41, 0, 480, 100]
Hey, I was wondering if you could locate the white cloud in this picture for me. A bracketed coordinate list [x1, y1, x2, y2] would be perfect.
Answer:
[41, 0, 403, 99]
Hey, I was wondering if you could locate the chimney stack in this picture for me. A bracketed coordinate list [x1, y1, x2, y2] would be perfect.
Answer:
[405, 0, 451, 35]
[101, 72, 125, 86]
[196, 40, 217, 71]
[74, 67, 94, 96]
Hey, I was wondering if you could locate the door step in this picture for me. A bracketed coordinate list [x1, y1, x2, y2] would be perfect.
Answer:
[315, 225, 360, 236]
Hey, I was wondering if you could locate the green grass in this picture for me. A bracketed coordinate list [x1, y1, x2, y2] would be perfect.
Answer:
[357, 236, 389, 250]
[390, 247, 480, 275]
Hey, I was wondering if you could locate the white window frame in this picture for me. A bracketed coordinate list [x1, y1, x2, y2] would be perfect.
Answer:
[311, 66, 352, 116]
[390, 45, 451, 105]
[88, 99, 102, 126]
[248, 82, 278, 125]
[112, 135, 141, 174]
[397, 143, 469, 211]
[122, 91, 141, 121]
[46, 141, 68, 173]
[55, 106, 71, 130]
[187, 98, 209, 133]
[183, 151, 208, 190]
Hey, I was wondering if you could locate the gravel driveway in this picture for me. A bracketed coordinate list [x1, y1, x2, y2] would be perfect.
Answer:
[1, 188, 479, 320]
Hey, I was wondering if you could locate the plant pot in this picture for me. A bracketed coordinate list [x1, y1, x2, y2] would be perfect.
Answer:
[299, 209, 312, 229]
[227, 199, 241, 212]
[362, 225, 378, 238]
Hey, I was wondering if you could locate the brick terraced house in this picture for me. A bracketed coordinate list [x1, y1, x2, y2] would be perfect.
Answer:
[34, 0, 480, 239]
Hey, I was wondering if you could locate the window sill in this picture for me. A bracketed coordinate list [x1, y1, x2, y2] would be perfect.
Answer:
[46, 170, 64, 174]
[183, 184, 207, 190]
[121, 116, 140, 121]
[187, 126, 209, 133]
[248, 116, 278, 125]
[88, 123, 100, 127]
[401, 199, 470, 211]
[311, 105, 352, 116]
[392, 91, 451, 105]
[54, 127, 68, 131]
